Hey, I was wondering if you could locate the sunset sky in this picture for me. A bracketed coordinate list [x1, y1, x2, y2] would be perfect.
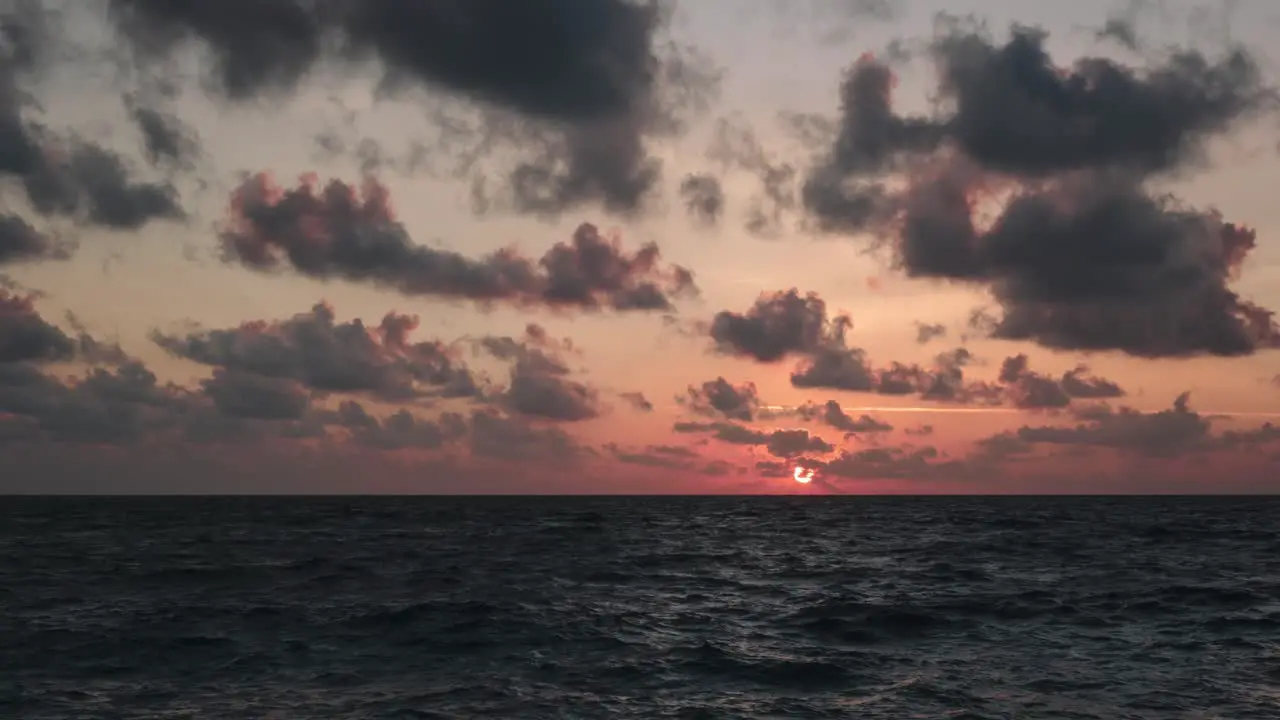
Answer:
[3, 0, 1280, 494]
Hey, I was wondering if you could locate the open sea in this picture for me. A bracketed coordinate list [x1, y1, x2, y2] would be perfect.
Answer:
[2, 496, 1279, 719]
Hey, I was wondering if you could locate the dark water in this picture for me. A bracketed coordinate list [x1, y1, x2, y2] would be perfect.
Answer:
[3, 497, 1279, 719]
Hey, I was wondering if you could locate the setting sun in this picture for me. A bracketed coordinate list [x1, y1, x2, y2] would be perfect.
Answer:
[794, 466, 815, 484]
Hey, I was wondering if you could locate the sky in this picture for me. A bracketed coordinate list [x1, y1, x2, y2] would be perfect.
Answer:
[2, 0, 1280, 494]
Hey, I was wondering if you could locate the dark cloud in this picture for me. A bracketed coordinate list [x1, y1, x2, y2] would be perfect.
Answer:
[329, 400, 467, 451]
[678, 172, 724, 225]
[1013, 392, 1211, 458]
[109, 0, 721, 218]
[607, 441, 703, 470]
[1096, 17, 1139, 50]
[107, 0, 329, 101]
[673, 420, 767, 445]
[766, 428, 834, 458]
[933, 27, 1267, 178]
[222, 174, 698, 312]
[900, 169, 1279, 357]
[681, 377, 760, 422]
[201, 368, 311, 421]
[801, 54, 942, 233]
[0, 360, 196, 445]
[1060, 366, 1126, 400]
[468, 407, 585, 462]
[673, 419, 836, 460]
[621, 391, 654, 412]
[125, 96, 201, 169]
[998, 353, 1126, 409]
[795, 24, 1279, 358]
[821, 444, 943, 480]
[18, 140, 186, 230]
[914, 321, 947, 344]
[0, 213, 71, 264]
[710, 290, 1002, 401]
[0, 290, 73, 363]
[152, 301, 481, 403]
[710, 289, 839, 363]
[798, 400, 894, 434]
[477, 325, 600, 422]
[0, 11, 184, 234]
[0, 291, 128, 366]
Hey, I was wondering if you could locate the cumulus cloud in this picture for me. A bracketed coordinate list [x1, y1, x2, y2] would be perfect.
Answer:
[328, 400, 468, 451]
[0, 4, 185, 236]
[476, 324, 600, 422]
[222, 174, 698, 312]
[709, 289, 838, 363]
[798, 399, 893, 434]
[605, 442, 739, 477]
[152, 301, 481, 402]
[796, 24, 1279, 358]
[621, 391, 654, 412]
[1011, 392, 1210, 457]
[915, 321, 947, 344]
[681, 377, 760, 422]
[997, 353, 1125, 410]
[678, 172, 724, 225]
[0, 291, 128, 365]
[710, 289, 1001, 402]
[0, 214, 71, 265]
[673, 419, 835, 460]
[108, 0, 721, 217]
[125, 95, 201, 169]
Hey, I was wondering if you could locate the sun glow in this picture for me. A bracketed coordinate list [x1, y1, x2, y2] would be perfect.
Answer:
[793, 466, 814, 484]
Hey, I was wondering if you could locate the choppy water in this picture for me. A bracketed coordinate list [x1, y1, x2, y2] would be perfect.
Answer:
[3, 497, 1280, 719]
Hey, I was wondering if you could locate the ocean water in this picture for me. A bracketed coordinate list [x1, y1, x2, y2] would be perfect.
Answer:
[2, 497, 1279, 719]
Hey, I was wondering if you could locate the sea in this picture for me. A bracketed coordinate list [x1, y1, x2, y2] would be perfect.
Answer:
[2, 496, 1279, 719]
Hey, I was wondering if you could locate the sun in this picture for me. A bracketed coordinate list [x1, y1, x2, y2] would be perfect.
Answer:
[793, 465, 814, 484]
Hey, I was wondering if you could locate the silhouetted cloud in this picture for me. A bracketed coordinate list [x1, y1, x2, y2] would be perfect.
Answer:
[0, 291, 128, 365]
[0, 214, 71, 265]
[801, 54, 942, 233]
[621, 391, 654, 412]
[821, 444, 944, 480]
[329, 400, 468, 451]
[109, 0, 721, 217]
[672, 420, 835, 460]
[681, 377, 760, 422]
[798, 400, 894, 434]
[222, 174, 698, 312]
[998, 353, 1126, 410]
[710, 289, 838, 362]
[202, 368, 311, 421]
[915, 321, 947, 344]
[1012, 392, 1210, 457]
[766, 428, 834, 458]
[125, 95, 201, 169]
[468, 407, 585, 462]
[899, 169, 1278, 357]
[933, 27, 1266, 178]
[152, 301, 480, 402]
[0, 290, 74, 363]
[678, 173, 724, 225]
[710, 290, 1002, 402]
[477, 324, 600, 422]
[794, 23, 1279, 358]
